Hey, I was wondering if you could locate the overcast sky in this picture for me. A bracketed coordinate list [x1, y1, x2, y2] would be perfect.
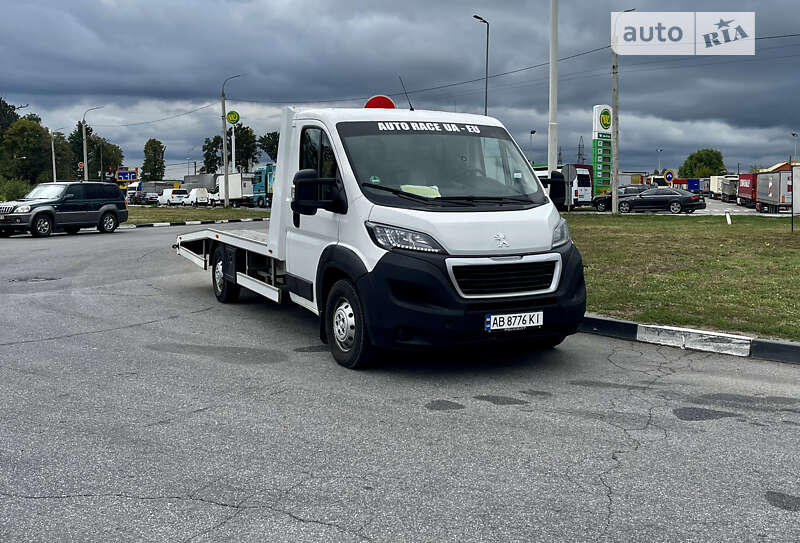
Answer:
[2, 0, 798, 177]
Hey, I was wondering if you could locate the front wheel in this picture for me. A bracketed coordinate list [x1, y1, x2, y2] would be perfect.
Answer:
[98, 212, 118, 233]
[211, 246, 240, 303]
[619, 201, 631, 214]
[31, 214, 53, 237]
[325, 279, 374, 369]
[669, 201, 682, 214]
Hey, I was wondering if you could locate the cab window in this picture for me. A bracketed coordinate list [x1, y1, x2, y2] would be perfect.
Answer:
[65, 185, 86, 199]
[300, 127, 339, 179]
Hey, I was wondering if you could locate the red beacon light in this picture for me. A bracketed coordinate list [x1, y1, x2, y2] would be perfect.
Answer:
[364, 95, 395, 109]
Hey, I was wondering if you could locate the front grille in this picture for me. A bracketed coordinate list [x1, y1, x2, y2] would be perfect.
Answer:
[451, 260, 557, 296]
[0, 205, 15, 214]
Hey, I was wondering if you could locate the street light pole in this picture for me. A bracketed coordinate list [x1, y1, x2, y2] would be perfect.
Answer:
[50, 128, 63, 182]
[221, 75, 241, 208]
[473, 15, 489, 116]
[82, 106, 103, 182]
[792, 131, 798, 162]
[610, 8, 635, 214]
[658, 148, 663, 172]
[529, 129, 536, 161]
[547, 0, 558, 178]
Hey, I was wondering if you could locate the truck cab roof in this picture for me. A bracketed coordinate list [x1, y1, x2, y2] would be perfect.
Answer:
[292, 107, 504, 127]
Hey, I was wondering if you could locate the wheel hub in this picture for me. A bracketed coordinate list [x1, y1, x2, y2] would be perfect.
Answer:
[103, 215, 114, 229]
[214, 260, 224, 293]
[333, 300, 356, 352]
[36, 218, 50, 234]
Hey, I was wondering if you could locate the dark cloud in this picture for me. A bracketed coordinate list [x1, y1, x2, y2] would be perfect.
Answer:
[1, 0, 798, 173]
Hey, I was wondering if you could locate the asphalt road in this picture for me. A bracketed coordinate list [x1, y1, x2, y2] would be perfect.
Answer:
[1, 224, 799, 542]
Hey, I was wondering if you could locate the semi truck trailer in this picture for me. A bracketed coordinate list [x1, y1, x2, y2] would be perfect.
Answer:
[174, 105, 587, 369]
[756, 171, 793, 213]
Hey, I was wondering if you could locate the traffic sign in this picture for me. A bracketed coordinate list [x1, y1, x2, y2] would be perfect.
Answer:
[78, 161, 84, 169]
[226, 111, 240, 124]
[364, 95, 396, 109]
[664, 170, 675, 183]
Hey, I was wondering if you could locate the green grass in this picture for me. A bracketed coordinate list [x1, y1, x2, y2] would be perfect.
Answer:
[125, 206, 269, 225]
[564, 214, 800, 341]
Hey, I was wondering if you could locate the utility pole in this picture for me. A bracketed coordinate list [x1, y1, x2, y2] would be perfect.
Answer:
[611, 8, 634, 213]
[611, 48, 619, 214]
[473, 15, 489, 116]
[231, 126, 237, 173]
[50, 129, 60, 182]
[547, 0, 558, 177]
[81, 106, 102, 182]
[221, 75, 241, 208]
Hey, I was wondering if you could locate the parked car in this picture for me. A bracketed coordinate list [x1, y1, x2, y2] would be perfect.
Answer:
[618, 187, 706, 214]
[145, 192, 159, 205]
[127, 191, 146, 205]
[157, 188, 188, 206]
[184, 188, 210, 207]
[0, 182, 128, 237]
[592, 184, 652, 212]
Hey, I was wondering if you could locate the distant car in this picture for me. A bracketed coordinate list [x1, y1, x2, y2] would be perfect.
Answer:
[127, 191, 146, 205]
[0, 181, 128, 237]
[157, 188, 188, 206]
[592, 184, 653, 212]
[619, 187, 706, 214]
[184, 188, 210, 207]
[145, 193, 159, 205]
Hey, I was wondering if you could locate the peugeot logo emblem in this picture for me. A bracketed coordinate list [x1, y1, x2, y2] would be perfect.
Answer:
[493, 233, 509, 247]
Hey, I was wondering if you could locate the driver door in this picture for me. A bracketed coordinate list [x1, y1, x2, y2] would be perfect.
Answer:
[285, 124, 343, 309]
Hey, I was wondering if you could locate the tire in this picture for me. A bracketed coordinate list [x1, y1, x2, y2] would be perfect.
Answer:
[98, 212, 118, 233]
[618, 201, 631, 214]
[669, 201, 682, 214]
[595, 201, 607, 212]
[211, 246, 240, 303]
[532, 335, 567, 351]
[64, 226, 81, 235]
[30, 214, 53, 237]
[257, 197, 265, 208]
[325, 279, 374, 369]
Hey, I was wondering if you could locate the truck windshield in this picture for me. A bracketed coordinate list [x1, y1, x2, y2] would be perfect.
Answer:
[337, 121, 546, 210]
[23, 184, 66, 200]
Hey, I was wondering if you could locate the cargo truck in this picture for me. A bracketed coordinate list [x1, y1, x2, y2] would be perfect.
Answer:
[756, 171, 793, 213]
[737, 173, 757, 207]
[212, 173, 255, 207]
[721, 176, 738, 202]
[174, 105, 587, 369]
[253, 164, 276, 208]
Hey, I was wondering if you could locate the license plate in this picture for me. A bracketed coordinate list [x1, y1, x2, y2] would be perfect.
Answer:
[485, 311, 543, 332]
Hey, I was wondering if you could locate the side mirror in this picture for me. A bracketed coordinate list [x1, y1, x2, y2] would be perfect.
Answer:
[290, 170, 347, 215]
[63, 194, 74, 200]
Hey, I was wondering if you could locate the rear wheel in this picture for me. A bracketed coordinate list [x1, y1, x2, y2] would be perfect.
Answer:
[98, 212, 118, 233]
[211, 246, 240, 303]
[595, 201, 607, 212]
[619, 201, 631, 213]
[257, 197, 265, 208]
[31, 214, 53, 237]
[669, 201, 682, 214]
[325, 279, 374, 369]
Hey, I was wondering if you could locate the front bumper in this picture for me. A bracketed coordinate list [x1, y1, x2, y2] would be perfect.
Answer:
[356, 242, 586, 349]
[0, 213, 32, 230]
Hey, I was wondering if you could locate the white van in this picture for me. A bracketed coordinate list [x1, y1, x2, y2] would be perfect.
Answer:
[158, 188, 188, 206]
[184, 188, 210, 207]
[176, 105, 586, 369]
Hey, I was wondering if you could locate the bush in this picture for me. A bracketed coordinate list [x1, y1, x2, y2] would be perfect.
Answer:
[0, 176, 30, 202]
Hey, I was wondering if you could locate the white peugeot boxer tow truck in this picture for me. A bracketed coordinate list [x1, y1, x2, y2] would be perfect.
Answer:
[175, 104, 586, 368]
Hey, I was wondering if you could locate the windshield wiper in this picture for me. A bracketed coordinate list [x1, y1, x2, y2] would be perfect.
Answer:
[437, 195, 535, 205]
[360, 183, 471, 206]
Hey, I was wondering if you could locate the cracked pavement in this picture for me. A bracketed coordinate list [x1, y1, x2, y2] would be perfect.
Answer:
[1, 224, 799, 541]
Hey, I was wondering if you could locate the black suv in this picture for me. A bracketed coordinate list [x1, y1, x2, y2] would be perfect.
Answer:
[0, 182, 128, 237]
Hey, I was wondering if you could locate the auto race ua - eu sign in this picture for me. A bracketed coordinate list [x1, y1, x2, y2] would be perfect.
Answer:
[611, 12, 755, 56]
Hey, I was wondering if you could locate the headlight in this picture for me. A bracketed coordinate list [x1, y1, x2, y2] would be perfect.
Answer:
[15, 205, 31, 213]
[365, 222, 446, 254]
[551, 217, 571, 248]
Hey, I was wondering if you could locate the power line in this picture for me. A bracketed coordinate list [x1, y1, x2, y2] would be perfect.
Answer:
[91, 103, 216, 127]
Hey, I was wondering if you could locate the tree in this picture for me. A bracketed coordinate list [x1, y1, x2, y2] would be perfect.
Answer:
[142, 138, 165, 181]
[202, 135, 222, 174]
[0, 119, 49, 182]
[37, 131, 75, 182]
[678, 149, 725, 178]
[22, 113, 42, 124]
[228, 124, 259, 172]
[67, 122, 93, 178]
[88, 136, 123, 180]
[257, 131, 280, 163]
[0, 97, 21, 138]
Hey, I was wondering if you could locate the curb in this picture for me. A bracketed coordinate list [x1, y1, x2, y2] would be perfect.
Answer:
[579, 314, 799, 365]
[119, 218, 268, 230]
